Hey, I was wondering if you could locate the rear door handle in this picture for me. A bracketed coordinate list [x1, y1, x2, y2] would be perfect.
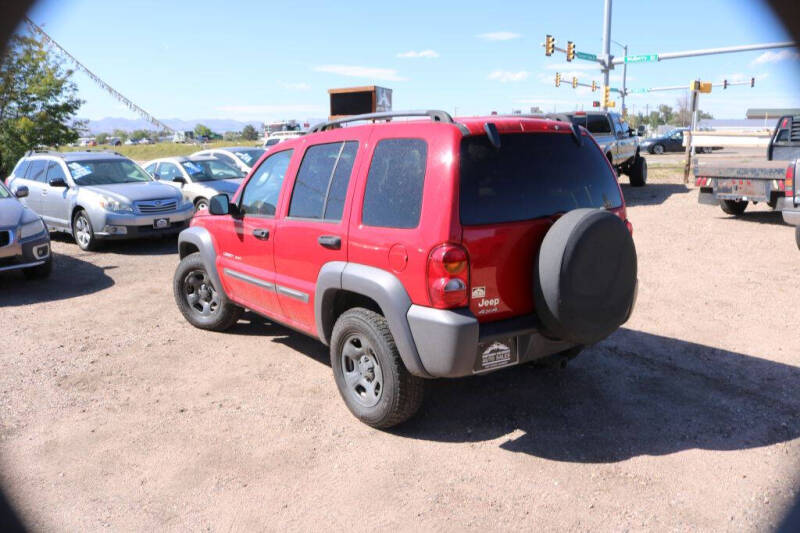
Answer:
[252, 228, 270, 240]
[318, 235, 341, 250]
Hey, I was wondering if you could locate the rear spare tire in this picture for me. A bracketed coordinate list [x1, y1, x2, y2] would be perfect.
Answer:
[534, 209, 637, 345]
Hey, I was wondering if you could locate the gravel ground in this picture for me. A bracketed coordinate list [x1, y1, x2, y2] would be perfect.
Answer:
[1, 167, 799, 532]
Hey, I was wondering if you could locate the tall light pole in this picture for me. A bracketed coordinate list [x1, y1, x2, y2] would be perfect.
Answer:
[600, 0, 612, 110]
[612, 39, 628, 114]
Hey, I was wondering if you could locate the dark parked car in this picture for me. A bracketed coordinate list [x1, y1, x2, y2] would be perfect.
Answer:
[641, 128, 721, 154]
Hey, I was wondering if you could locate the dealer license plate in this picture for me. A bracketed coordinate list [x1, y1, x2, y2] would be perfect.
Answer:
[473, 338, 518, 373]
[153, 218, 169, 229]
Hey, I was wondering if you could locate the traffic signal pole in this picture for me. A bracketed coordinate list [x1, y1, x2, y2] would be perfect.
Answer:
[600, 0, 612, 111]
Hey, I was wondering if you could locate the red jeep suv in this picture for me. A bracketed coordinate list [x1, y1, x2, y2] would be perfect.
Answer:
[173, 111, 638, 428]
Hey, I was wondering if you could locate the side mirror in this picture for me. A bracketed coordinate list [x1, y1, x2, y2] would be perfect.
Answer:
[173, 176, 187, 184]
[14, 185, 29, 198]
[48, 177, 68, 188]
[637, 125, 646, 136]
[629, 129, 636, 137]
[208, 193, 231, 215]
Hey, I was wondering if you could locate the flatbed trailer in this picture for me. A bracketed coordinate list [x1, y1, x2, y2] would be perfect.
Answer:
[694, 115, 800, 219]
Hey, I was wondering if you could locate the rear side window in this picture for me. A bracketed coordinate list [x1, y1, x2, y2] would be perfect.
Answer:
[459, 132, 623, 226]
[362, 139, 427, 229]
[288, 141, 357, 221]
[570, 114, 612, 134]
[27, 160, 48, 182]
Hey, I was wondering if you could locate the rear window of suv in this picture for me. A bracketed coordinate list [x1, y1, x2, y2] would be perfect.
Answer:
[459, 132, 622, 225]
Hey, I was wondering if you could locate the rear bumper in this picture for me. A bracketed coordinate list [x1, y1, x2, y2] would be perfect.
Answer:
[777, 197, 800, 226]
[406, 306, 576, 378]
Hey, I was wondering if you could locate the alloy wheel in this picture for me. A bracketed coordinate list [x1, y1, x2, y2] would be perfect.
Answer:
[183, 269, 220, 317]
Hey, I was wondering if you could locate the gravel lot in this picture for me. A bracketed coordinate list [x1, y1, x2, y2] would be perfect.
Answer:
[1, 165, 799, 532]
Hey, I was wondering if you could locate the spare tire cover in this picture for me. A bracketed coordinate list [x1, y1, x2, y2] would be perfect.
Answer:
[534, 208, 637, 345]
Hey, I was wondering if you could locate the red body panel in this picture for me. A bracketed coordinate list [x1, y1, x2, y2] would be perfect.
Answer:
[193, 116, 629, 337]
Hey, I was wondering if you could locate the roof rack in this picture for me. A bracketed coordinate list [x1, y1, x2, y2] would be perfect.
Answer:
[24, 149, 63, 157]
[308, 110, 455, 134]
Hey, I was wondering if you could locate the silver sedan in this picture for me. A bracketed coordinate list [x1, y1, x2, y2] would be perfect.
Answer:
[143, 156, 245, 212]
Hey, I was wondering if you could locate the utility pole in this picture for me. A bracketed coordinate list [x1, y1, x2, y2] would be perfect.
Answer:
[600, 0, 612, 111]
[683, 84, 700, 184]
[612, 41, 628, 114]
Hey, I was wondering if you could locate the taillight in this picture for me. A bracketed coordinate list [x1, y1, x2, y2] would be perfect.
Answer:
[427, 243, 469, 309]
[786, 164, 795, 195]
[625, 219, 633, 236]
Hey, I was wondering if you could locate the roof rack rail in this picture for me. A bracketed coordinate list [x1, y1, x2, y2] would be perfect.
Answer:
[24, 149, 63, 157]
[308, 110, 455, 134]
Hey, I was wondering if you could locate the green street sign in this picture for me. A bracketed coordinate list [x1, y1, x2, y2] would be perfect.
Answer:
[575, 51, 597, 61]
[624, 54, 658, 63]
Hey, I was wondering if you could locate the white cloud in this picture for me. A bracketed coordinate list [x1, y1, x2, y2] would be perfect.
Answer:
[397, 49, 439, 58]
[751, 49, 800, 65]
[313, 64, 406, 81]
[280, 82, 311, 91]
[477, 31, 521, 41]
[488, 70, 529, 82]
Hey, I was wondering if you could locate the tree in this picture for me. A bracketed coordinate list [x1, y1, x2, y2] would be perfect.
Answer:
[0, 35, 83, 174]
[241, 124, 258, 141]
[112, 128, 128, 143]
[130, 129, 151, 141]
[95, 132, 108, 144]
[194, 124, 212, 138]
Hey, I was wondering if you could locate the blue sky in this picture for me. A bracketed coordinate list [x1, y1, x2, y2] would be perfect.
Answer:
[23, 0, 800, 123]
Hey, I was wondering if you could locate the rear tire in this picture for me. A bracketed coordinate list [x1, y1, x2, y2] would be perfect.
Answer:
[628, 155, 647, 187]
[23, 254, 52, 280]
[720, 199, 748, 216]
[653, 144, 665, 155]
[795, 226, 800, 251]
[194, 197, 209, 213]
[330, 308, 424, 428]
[173, 252, 242, 331]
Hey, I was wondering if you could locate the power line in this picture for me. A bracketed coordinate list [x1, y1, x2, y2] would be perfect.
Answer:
[23, 16, 174, 133]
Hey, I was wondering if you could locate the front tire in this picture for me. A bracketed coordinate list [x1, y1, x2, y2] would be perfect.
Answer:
[795, 226, 800, 251]
[330, 308, 424, 428]
[720, 199, 748, 216]
[194, 197, 209, 213]
[173, 252, 242, 330]
[628, 155, 647, 187]
[72, 210, 99, 251]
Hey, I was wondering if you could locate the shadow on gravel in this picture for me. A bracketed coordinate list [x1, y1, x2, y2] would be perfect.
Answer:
[394, 327, 800, 463]
[0, 252, 115, 307]
[620, 183, 690, 206]
[229, 312, 329, 365]
[717, 210, 788, 226]
[49, 232, 178, 255]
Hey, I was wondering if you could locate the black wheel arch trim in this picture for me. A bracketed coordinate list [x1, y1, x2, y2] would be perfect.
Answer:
[316, 262, 432, 378]
[177, 226, 223, 293]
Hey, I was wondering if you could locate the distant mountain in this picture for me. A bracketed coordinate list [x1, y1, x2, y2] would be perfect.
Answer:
[79, 117, 265, 134]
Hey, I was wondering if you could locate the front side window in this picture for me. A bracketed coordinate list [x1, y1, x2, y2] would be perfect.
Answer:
[239, 149, 293, 216]
[46, 161, 67, 183]
[192, 159, 243, 180]
[288, 141, 357, 221]
[145, 163, 157, 175]
[362, 139, 427, 229]
[12, 159, 31, 178]
[157, 162, 182, 181]
[67, 159, 152, 185]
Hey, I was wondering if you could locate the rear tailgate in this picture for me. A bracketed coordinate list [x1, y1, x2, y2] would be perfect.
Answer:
[459, 130, 625, 323]
[694, 160, 788, 202]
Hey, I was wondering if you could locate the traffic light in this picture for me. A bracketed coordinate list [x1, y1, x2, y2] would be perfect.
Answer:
[603, 85, 610, 106]
[566, 41, 575, 62]
[750, 77, 755, 88]
[591, 80, 597, 92]
[571, 76, 578, 89]
[699, 82, 712, 93]
[555, 72, 561, 87]
[723, 79, 728, 89]
[545, 35, 555, 56]
[592, 101, 601, 107]
[690, 80, 700, 91]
